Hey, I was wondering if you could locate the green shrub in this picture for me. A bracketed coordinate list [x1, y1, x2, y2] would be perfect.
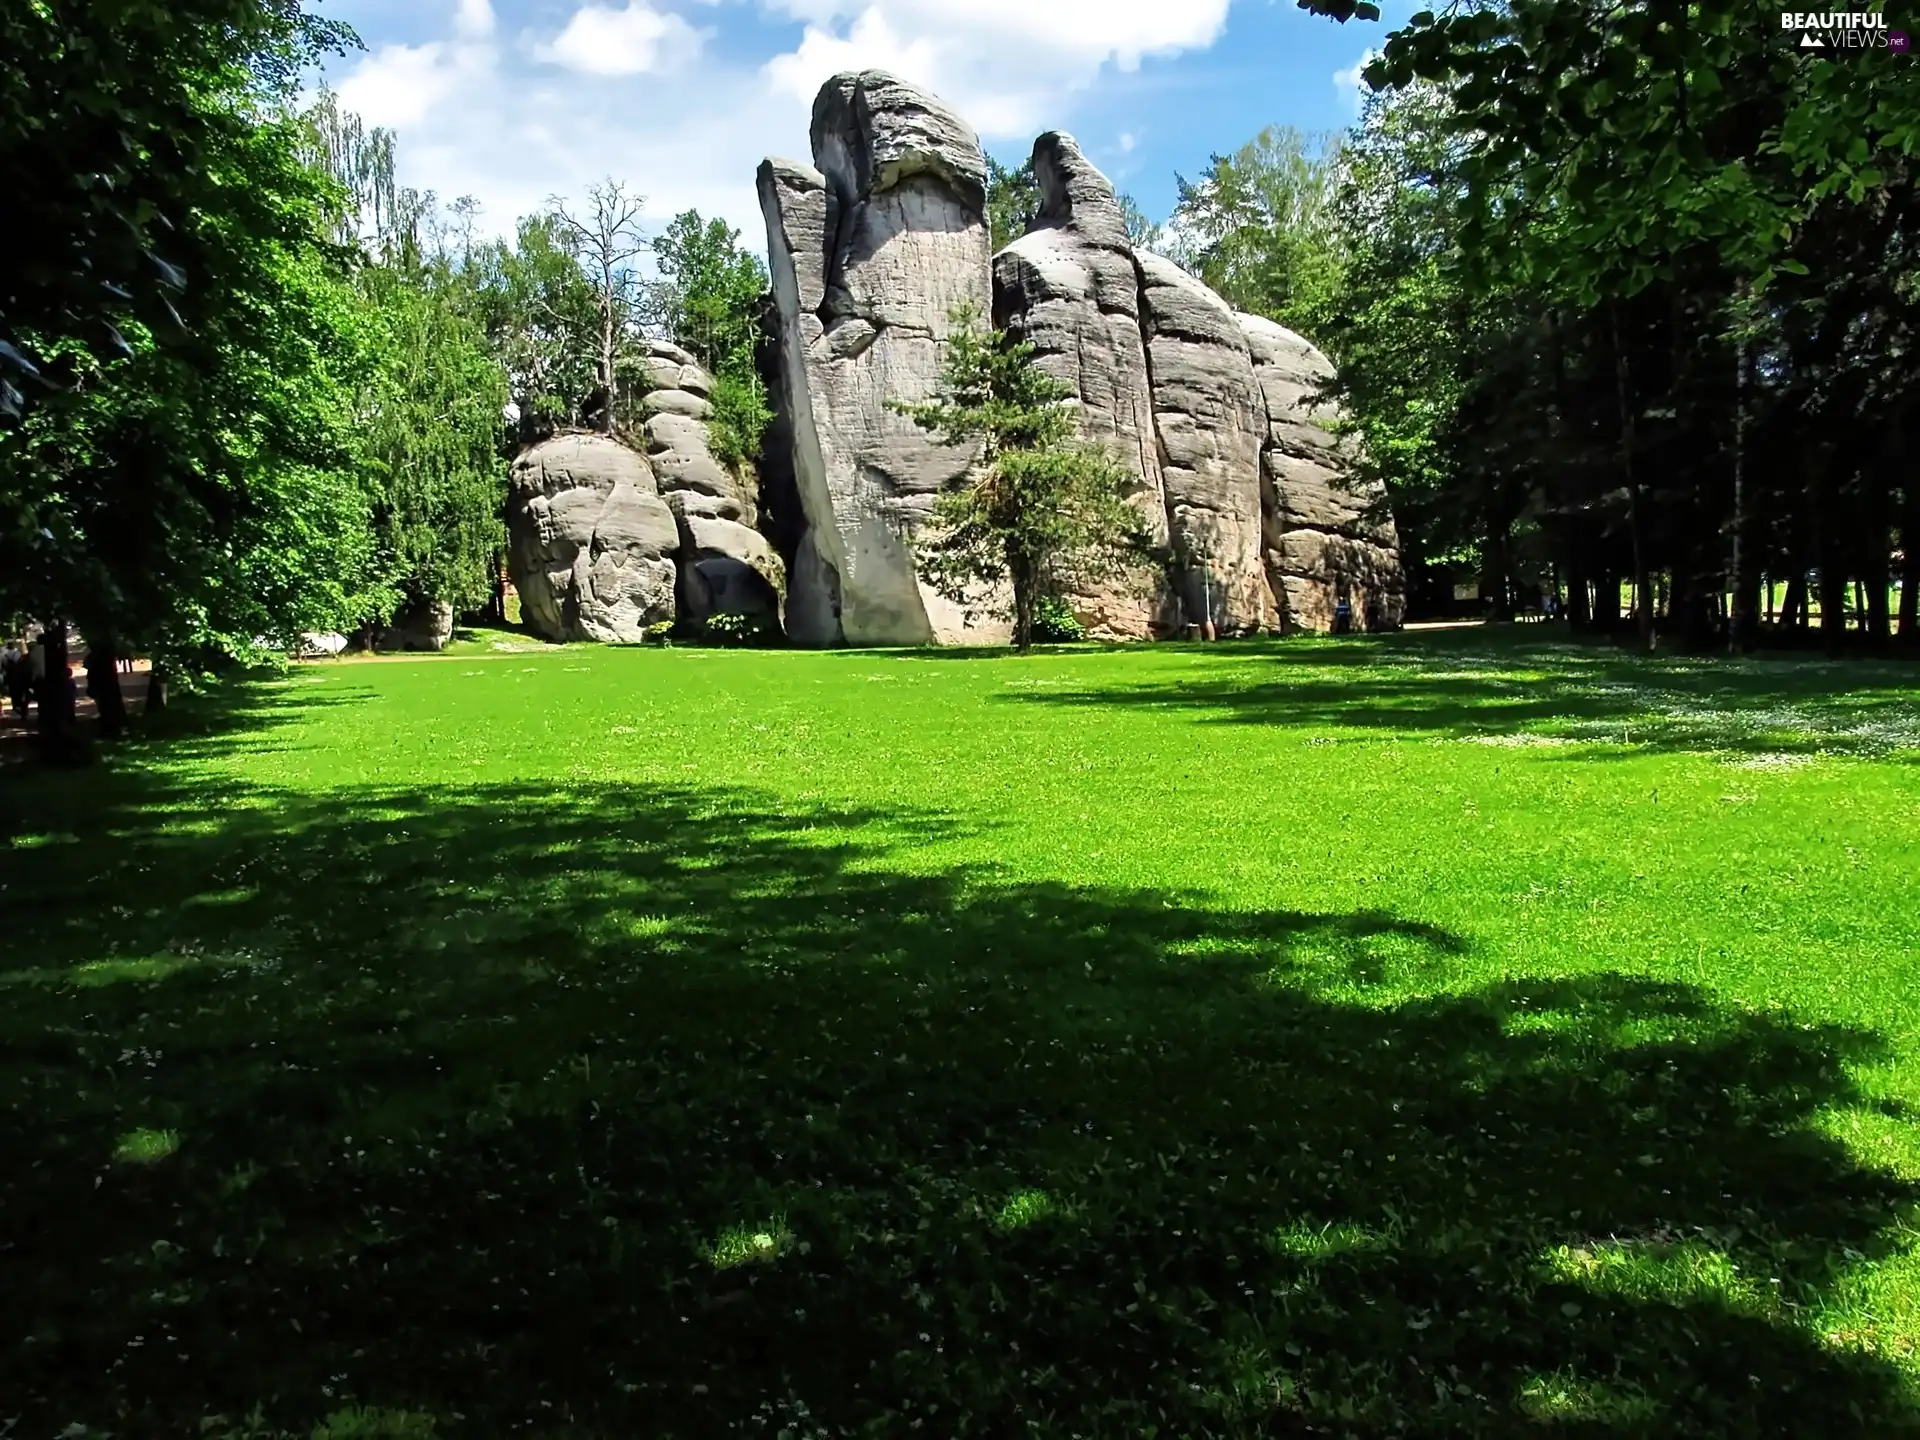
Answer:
[696, 610, 778, 648]
[1032, 595, 1087, 644]
[706, 372, 772, 472]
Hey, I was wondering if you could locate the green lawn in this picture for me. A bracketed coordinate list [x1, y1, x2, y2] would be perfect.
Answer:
[4, 629, 1920, 1437]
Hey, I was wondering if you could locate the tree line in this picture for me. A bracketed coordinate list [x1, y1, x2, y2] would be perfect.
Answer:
[0, 1, 769, 754]
[7, 0, 1914, 752]
[1161, 0, 1920, 652]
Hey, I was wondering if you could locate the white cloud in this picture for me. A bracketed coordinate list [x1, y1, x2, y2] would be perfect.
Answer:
[320, 0, 1236, 256]
[335, 7, 498, 131]
[455, 0, 496, 40]
[538, 2, 704, 76]
[762, 0, 1231, 139]
[1332, 48, 1377, 117]
[1117, 130, 1139, 154]
[763, 10, 941, 106]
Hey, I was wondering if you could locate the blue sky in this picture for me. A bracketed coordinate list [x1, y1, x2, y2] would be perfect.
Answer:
[314, 0, 1405, 249]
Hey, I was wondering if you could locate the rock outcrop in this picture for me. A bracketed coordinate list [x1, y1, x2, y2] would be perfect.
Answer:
[506, 433, 679, 643]
[992, 133, 1173, 638]
[1136, 251, 1274, 635]
[375, 598, 454, 653]
[759, 71, 1009, 647]
[981, 125, 1403, 638]
[744, 73, 1404, 646]
[1238, 313, 1405, 631]
[630, 340, 786, 629]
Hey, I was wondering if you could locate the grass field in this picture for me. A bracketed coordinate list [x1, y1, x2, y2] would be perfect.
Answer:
[4, 628, 1920, 1437]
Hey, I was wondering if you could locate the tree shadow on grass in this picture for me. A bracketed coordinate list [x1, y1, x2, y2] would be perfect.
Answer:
[995, 630, 1920, 763]
[1, 772, 1917, 1435]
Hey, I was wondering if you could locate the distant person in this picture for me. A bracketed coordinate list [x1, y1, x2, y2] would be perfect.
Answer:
[27, 634, 46, 706]
[1, 639, 26, 716]
[1334, 596, 1353, 635]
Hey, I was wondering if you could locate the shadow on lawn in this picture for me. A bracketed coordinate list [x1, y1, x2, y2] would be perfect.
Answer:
[1, 764, 1917, 1434]
[997, 629, 1920, 762]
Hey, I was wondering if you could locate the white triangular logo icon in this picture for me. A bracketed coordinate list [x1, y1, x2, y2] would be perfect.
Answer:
[1800, 30, 1825, 46]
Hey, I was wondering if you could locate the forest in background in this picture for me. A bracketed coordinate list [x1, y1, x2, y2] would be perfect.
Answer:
[3, 0, 1917, 707]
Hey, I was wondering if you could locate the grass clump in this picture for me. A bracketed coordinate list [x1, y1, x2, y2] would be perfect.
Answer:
[112, 1127, 180, 1165]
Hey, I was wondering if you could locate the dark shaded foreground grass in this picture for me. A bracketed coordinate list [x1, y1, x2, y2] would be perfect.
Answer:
[2, 730, 1917, 1434]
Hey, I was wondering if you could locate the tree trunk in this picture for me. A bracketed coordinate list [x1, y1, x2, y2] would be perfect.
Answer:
[1820, 563, 1848, 654]
[1012, 564, 1035, 653]
[1809, 444, 1847, 655]
[35, 621, 82, 762]
[1902, 483, 1920, 644]
[1482, 504, 1513, 621]
[1593, 570, 1620, 631]
[1730, 312, 1754, 652]
[85, 644, 126, 740]
[1781, 571, 1808, 633]
[1611, 303, 1654, 651]
[1566, 546, 1591, 630]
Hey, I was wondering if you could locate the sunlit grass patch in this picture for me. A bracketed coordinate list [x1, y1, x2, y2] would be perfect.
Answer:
[1268, 1219, 1399, 1261]
[8, 831, 80, 848]
[1516, 1371, 1659, 1424]
[1539, 1238, 1769, 1315]
[993, 1188, 1057, 1231]
[113, 1127, 181, 1165]
[709, 1215, 794, 1270]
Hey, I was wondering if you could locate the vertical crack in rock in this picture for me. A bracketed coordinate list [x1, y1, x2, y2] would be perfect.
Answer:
[758, 71, 1005, 647]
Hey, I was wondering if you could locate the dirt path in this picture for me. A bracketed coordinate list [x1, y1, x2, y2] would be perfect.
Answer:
[0, 661, 151, 763]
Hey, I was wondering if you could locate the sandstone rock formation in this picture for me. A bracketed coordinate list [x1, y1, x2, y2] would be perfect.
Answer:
[374, 598, 454, 653]
[758, 71, 1009, 647]
[1136, 251, 1273, 635]
[992, 133, 1173, 638]
[1238, 313, 1406, 631]
[506, 433, 679, 643]
[981, 125, 1403, 638]
[629, 339, 786, 629]
[748, 73, 1403, 646]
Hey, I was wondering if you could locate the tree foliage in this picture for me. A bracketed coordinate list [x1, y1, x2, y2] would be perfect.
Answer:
[650, 210, 773, 470]
[895, 306, 1148, 651]
[1170, 126, 1345, 323]
[987, 157, 1042, 252]
[0, 3, 384, 684]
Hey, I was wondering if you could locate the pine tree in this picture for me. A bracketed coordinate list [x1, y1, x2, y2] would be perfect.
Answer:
[895, 306, 1148, 651]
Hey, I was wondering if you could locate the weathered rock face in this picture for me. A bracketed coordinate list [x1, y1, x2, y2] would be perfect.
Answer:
[1137, 251, 1274, 635]
[758, 73, 1403, 647]
[374, 598, 454, 653]
[1238, 313, 1405, 631]
[759, 71, 1008, 647]
[506, 433, 679, 643]
[628, 339, 787, 631]
[992, 133, 1173, 639]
